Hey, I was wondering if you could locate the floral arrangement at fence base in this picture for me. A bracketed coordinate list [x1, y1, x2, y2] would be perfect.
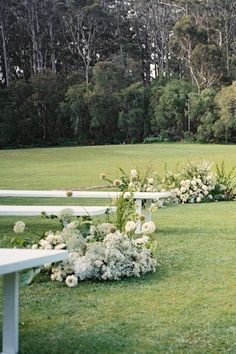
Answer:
[100, 166, 168, 224]
[156, 161, 236, 204]
[13, 215, 157, 287]
[100, 166, 158, 193]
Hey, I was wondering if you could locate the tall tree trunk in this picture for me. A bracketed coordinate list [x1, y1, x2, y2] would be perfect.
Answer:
[49, 20, 56, 73]
[0, 16, 10, 86]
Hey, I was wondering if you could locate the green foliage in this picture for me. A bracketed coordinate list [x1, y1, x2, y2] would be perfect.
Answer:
[115, 193, 136, 232]
[61, 83, 91, 145]
[152, 79, 194, 140]
[88, 91, 120, 144]
[21, 268, 41, 285]
[173, 16, 207, 45]
[190, 88, 219, 142]
[215, 81, 236, 143]
[143, 135, 169, 144]
[191, 44, 226, 90]
[102, 165, 158, 229]
[118, 82, 148, 143]
[214, 161, 236, 200]
[1, 0, 236, 147]
[0, 74, 70, 146]
[30, 73, 69, 144]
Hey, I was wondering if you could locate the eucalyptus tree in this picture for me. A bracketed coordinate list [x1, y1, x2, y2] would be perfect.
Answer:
[0, 0, 16, 86]
[63, 0, 107, 85]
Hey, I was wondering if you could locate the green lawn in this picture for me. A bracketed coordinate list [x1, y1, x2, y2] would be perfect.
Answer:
[0, 143, 235, 189]
[0, 202, 236, 354]
[0, 143, 236, 353]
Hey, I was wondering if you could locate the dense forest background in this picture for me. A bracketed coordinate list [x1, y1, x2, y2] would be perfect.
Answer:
[0, 0, 236, 147]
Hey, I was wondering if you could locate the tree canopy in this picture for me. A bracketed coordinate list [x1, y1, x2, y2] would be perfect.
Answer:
[1, 0, 236, 146]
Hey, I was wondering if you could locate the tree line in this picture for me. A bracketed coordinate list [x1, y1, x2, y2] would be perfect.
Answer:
[0, 0, 236, 147]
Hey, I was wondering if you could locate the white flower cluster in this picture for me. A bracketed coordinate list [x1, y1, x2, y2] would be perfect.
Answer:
[128, 169, 157, 193]
[174, 175, 216, 203]
[13, 221, 25, 233]
[73, 230, 156, 281]
[159, 161, 231, 204]
[32, 231, 66, 250]
[33, 227, 86, 252]
[87, 223, 116, 242]
[30, 219, 157, 287]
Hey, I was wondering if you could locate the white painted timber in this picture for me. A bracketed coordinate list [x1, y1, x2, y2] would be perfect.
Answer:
[0, 189, 171, 233]
[0, 189, 171, 200]
[0, 248, 68, 275]
[0, 205, 116, 217]
[0, 249, 68, 354]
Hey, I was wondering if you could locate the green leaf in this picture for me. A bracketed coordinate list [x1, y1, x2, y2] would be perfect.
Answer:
[21, 268, 41, 285]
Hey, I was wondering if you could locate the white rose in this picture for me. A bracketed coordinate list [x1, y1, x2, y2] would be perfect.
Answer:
[141, 221, 156, 234]
[125, 221, 136, 233]
[65, 275, 78, 288]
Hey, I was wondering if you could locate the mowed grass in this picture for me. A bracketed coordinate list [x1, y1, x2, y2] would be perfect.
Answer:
[0, 143, 235, 189]
[0, 202, 236, 354]
[0, 143, 236, 353]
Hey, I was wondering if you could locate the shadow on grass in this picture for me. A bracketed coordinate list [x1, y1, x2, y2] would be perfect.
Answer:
[6, 309, 236, 354]
[158, 225, 209, 238]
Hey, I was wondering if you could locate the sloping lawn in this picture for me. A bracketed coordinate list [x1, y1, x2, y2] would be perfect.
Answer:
[1, 201, 236, 354]
[0, 143, 235, 189]
[0, 143, 235, 353]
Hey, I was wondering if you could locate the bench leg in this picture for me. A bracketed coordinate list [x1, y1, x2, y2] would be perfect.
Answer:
[144, 199, 152, 222]
[135, 199, 153, 234]
[2, 272, 19, 354]
[135, 199, 142, 234]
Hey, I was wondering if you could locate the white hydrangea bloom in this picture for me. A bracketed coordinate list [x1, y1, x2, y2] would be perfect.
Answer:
[13, 221, 25, 233]
[74, 257, 94, 280]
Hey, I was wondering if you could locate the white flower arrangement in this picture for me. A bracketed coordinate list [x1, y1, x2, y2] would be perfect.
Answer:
[101, 167, 158, 194]
[158, 160, 235, 204]
[24, 218, 157, 288]
[173, 162, 217, 204]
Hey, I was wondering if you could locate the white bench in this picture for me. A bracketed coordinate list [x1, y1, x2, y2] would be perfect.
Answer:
[0, 248, 68, 354]
[0, 205, 115, 217]
[0, 190, 171, 231]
